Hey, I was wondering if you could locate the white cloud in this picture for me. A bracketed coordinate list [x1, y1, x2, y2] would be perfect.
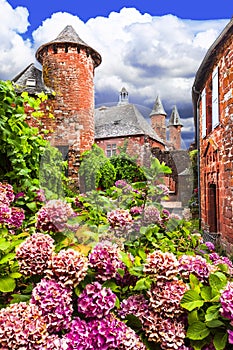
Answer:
[0, 3, 229, 134]
[0, 0, 34, 79]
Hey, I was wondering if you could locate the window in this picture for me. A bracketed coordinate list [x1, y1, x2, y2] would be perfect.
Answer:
[201, 88, 206, 138]
[106, 144, 117, 158]
[26, 78, 36, 87]
[212, 66, 219, 128]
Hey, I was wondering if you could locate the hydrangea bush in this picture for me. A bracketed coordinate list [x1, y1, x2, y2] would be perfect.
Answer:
[0, 179, 233, 350]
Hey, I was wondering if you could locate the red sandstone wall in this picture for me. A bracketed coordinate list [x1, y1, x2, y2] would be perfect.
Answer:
[40, 45, 95, 154]
[96, 136, 165, 166]
[199, 35, 233, 251]
[150, 114, 166, 141]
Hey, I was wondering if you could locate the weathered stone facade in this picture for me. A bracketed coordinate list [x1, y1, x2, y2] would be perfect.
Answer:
[192, 18, 233, 252]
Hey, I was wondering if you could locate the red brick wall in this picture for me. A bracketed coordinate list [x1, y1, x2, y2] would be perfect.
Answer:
[150, 114, 166, 141]
[169, 125, 182, 150]
[96, 136, 165, 166]
[199, 35, 233, 252]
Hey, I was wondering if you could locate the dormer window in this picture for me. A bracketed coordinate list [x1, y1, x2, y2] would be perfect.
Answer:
[26, 78, 36, 87]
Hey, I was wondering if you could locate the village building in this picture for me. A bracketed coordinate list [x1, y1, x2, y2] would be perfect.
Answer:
[12, 25, 189, 203]
[192, 17, 233, 252]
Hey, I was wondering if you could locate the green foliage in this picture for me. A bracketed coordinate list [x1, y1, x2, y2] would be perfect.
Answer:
[0, 80, 47, 194]
[110, 151, 146, 183]
[79, 144, 116, 191]
[39, 143, 67, 199]
[181, 272, 229, 350]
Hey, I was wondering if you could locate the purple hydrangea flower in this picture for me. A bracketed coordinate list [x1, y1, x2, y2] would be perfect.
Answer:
[63, 317, 91, 350]
[220, 282, 233, 320]
[178, 254, 214, 282]
[30, 278, 73, 333]
[118, 294, 149, 324]
[78, 281, 116, 319]
[8, 207, 25, 228]
[205, 241, 215, 252]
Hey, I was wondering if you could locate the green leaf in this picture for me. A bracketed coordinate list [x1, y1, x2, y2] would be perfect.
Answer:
[125, 314, 142, 330]
[9, 272, 22, 279]
[181, 290, 204, 311]
[213, 331, 228, 350]
[205, 320, 225, 328]
[133, 277, 152, 291]
[0, 238, 11, 251]
[209, 272, 227, 294]
[186, 321, 210, 340]
[200, 286, 212, 301]
[190, 273, 201, 293]
[0, 252, 16, 264]
[10, 294, 31, 303]
[188, 310, 199, 324]
[205, 305, 220, 322]
[0, 276, 16, 292]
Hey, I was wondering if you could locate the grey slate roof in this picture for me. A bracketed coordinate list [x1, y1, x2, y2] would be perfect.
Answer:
[150, 95, 167, 117]
[168, 105, 183, 127]
[95, 103, 165, 144]
[12, 63, 53, 95]
[35, 25, 101, 68]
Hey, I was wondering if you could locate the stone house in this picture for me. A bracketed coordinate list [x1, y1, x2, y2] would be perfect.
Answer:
[192, 17, 233, 251]
[12, 25, 185, 192]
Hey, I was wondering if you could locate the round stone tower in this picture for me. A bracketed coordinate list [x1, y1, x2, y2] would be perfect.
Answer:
[36, 25, 101, 161]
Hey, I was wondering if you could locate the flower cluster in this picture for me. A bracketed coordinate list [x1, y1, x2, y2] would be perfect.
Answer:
[107, 208, 133, 228]
[205, 241, 215, 252]
[178, 254, 215, 282]
[118, 294, 149, 323]
[143, 312, 186, 349]
[220, 282, 233, 320]
[63, 317, 90, 349]
[89, 241, 122, 281]
[0, 182, 15, 205]
[0, 182, 25, 229]
[209, 252, 233, 273]
[46, 248, 88, 287]
[36, 199, 75, 232]
[78, 282, 116, 319]
[147, 280, 188, 318]
[130, 206, 143, 216]
[31, 278, 73, 333]
[142, 205, 161, 225]
[0, 302, 47, 349]
[144, 250, 179, 281]
[16, 232, 54, 276]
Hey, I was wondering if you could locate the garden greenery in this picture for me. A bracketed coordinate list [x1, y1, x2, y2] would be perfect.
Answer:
[0, 80, 233, 349]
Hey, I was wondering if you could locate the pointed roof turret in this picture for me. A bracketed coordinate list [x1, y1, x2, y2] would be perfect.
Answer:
[36, 25, 101, 67]
[149, 95, 167, 117]
[168, 105, 183, 127]
[118, 87, 129, 105]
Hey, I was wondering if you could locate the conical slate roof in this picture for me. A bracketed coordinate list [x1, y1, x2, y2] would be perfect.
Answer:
[150, 95, 167, 117]
[36, 25, 101, 67]
[168, 105, 183, 127]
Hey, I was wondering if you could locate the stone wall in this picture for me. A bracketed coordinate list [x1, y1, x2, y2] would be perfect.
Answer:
[199, 34, 233, 252]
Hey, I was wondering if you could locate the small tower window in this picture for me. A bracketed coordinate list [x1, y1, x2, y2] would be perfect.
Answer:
[26, 78, 36, 87]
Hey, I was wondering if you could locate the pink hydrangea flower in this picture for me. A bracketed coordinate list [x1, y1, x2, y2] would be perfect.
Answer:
[178, 254, 215, 282]
[46, 248, 88, 287]
[0, 182, 15, 205]
[16, 232, 54, 276]
[220, 281, 233, 320]
[36, 199, 75, 232]
[144, 250, 179, 281]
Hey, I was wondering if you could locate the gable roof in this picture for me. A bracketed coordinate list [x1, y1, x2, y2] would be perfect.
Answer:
[36, 25, 101, 68]
[12, 63, 53, 95]
[94, 103, 165, 145]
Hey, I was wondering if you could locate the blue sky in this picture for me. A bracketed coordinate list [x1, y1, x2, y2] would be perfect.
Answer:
[1, 0, 232, 147]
